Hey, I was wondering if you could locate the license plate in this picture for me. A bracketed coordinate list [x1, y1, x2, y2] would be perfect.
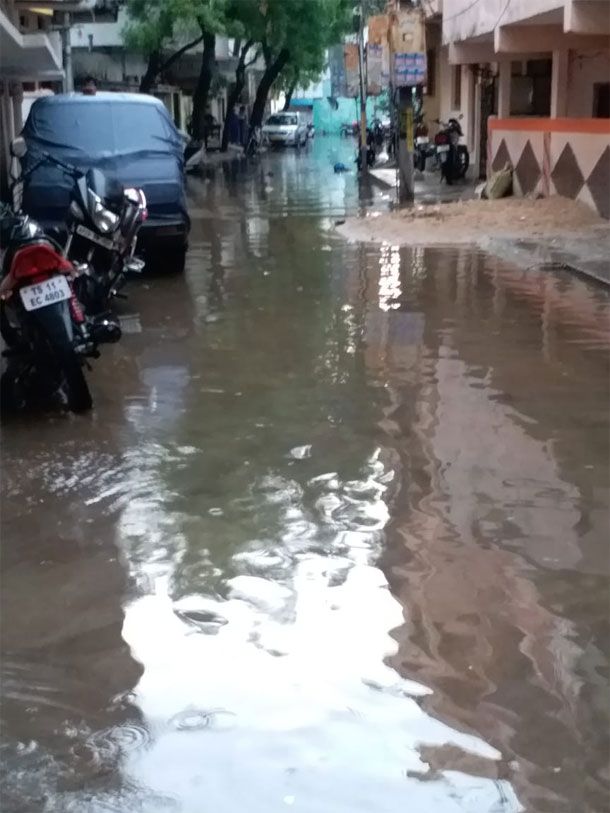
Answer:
[416, 136, 429, 145]
[19, 275, 71, 312]
[76, 224, 114, 250]
[437, 144, 450, 153]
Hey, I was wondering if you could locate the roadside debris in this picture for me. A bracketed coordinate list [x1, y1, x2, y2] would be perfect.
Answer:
[336, 196, 606, 247]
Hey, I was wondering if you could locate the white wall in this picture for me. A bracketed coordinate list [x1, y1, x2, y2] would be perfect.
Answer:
[567, 48, 610, 116]
[71, 11, 231, 62]
[71, 8, 126, 48]
[72, 50, 148, 83]
[443, 0, 564, 42]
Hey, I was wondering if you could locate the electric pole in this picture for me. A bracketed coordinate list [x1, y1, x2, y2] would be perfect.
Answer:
[60, 12, 74, 93]
[394, 0, 414, 202]
[357, 0, 368, 174]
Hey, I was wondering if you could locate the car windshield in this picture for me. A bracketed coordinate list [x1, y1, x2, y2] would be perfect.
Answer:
[266, 115, 297, 127]
[24, 100, 179, 155]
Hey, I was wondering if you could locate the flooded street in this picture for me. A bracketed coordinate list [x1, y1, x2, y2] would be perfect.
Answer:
[1, 137, 609, 813]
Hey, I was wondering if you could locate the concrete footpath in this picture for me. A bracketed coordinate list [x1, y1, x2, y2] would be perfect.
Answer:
[368, 166, 609, 287]
[482, 231, 610, 286]
[369, 166, 475, 205]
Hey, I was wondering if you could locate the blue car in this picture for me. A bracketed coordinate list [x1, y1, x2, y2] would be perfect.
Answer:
[20, 93, 190, 265]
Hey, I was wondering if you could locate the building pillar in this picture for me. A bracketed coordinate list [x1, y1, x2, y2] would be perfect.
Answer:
[551, 49, 568, 117]
[0, 81, 13, 197]
[463, 66, 477, 170]
[497, 60, 511, 118]
[10, 81, 23, 134]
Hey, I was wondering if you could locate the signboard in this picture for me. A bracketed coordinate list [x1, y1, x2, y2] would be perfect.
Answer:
[344, 43, 360, 98]
[367, 15, 389, 96]
[391, 8, 427, 87]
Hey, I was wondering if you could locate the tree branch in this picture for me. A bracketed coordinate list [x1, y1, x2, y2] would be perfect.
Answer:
[245, 48, 261, 69]
[158, 33, 205, 75]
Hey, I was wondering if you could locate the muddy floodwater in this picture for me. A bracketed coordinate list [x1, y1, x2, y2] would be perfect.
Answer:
[1, 138, 609, 813]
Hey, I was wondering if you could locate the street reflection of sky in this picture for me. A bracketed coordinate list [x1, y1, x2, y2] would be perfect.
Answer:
[117, 443, 523, 813]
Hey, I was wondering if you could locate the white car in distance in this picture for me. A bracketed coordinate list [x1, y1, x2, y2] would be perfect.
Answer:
[262, 113, 308, 147]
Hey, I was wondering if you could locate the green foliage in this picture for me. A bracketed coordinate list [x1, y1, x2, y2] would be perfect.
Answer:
[124, 0, 354, 93]
[123, 0, 229, 55]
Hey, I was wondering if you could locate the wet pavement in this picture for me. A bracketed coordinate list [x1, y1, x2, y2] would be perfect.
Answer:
[1, 137, 609, 813]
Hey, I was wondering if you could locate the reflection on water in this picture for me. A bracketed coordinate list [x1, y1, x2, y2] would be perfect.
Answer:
[1, 138, 608, 813]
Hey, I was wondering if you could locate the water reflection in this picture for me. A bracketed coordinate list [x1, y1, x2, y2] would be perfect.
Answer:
[0, 500, 145, 811]
[1, 138, 608, 813]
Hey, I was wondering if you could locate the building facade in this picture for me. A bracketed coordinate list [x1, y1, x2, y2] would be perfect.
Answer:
[0, 0, 64, 191]
[427, 0, 610, 217]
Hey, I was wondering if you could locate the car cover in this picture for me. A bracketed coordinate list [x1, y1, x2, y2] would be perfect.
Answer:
[21, 94, 188, 228]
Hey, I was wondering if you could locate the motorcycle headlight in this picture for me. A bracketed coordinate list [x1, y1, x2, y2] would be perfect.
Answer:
[93, 199, 120, 233]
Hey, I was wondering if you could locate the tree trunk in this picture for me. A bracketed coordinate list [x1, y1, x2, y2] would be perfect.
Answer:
[249, 48, 290, 133]
[282, 79, 298, 111]
[140, 51, 161, 93]
[191, 30, 216, 141]
[221, 40, 253, 152]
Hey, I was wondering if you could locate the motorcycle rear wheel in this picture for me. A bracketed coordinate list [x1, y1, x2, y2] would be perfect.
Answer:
[457, 147, 470, 179]
[32, 302, 92, 412]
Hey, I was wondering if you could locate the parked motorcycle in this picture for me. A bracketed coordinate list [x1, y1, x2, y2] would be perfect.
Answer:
[433, 116, 469, 184]
[11, 138, 147, 315]
[245, 126, 262, 157]
[0, 205, 94, 412]
[355, 129, 377, 171]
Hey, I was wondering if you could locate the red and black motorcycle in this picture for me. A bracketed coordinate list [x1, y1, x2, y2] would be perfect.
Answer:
[0, 207, 109, 412]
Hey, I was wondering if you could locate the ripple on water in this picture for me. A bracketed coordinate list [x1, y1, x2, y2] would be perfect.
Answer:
[168, 707, 236, 732]
[83, 723, 153, 763]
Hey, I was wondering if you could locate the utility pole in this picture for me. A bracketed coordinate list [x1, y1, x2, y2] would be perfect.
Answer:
[61, 12, 74, 93]
[396, 85, 414, 202]
[357, 0, 368, 174]
[393, 0, 414, 202]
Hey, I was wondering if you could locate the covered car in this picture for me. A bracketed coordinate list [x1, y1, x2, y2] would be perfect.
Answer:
[20, 93, 189, 255]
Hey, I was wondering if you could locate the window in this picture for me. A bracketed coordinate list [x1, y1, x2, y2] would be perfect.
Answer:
[509, 59, 551, 115]
[426, 49, 436, 97]
[593, 83, 610, 118]
[452, 65, 461, 109]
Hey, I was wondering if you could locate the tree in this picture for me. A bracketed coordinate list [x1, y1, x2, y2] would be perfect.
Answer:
[240, 0, 353, 134]
[220, 38, 259, 150]
[123, 0, 203, 93]
[124, 0, 228, 139]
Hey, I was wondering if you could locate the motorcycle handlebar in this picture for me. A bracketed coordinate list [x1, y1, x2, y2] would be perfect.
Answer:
[40, 152, 82, 178]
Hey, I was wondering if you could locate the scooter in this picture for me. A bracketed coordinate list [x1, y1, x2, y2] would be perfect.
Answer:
[434, 116, 469, 184]
[413, 113, 431, 172]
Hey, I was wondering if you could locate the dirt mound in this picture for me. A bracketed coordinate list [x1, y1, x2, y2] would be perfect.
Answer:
[337, 196, 606, 246]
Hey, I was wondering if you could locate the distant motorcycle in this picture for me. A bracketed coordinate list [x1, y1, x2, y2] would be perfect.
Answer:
[413, 113, 433, 172]
[11, 139, 147, 315]
[355, 129, 376, 171]
[245, 126, 262, 157]
[434, 116, 469, 184]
